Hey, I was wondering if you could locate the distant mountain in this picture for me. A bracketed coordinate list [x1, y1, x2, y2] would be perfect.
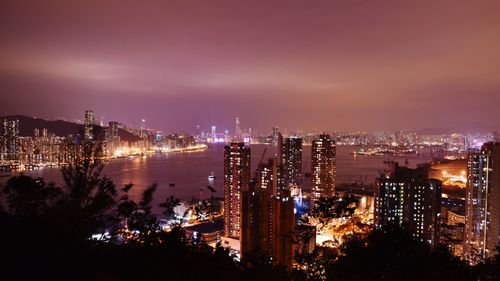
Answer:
[0, 115, 142, 143]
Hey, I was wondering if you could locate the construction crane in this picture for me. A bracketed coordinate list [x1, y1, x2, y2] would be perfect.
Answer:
[252, 147, 268, 179]
[258, 147, 267, 167]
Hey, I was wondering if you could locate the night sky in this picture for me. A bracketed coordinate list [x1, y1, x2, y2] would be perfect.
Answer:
[1, 1, 499, 134]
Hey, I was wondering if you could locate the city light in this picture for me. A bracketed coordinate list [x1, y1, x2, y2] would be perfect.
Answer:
[1, 1, 500, 277]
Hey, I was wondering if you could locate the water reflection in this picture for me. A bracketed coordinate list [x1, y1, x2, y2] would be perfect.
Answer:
[13, 144, 432, 213]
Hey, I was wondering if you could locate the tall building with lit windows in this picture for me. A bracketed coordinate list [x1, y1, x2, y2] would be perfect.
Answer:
[235, 117, 242, 139]
[311, 134, 336, 203]
[241, 157, 294, 268]
[108, 121, 119, 138]
[271, 127, 280, 144]
[464, 142, 500, 262]
[374, 162, 441, 247]
[0, 118, 20, 161]
[106, 121, 121, 156]
[84, 110, 95, 142]
[211, 125, 216, 139]
[281, 136, 303, 189]
[224, 142, 251, 239]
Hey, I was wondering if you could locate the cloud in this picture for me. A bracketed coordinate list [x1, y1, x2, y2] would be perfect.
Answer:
[1, 0, 500, 132]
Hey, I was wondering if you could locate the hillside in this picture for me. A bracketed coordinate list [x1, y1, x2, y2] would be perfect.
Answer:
[0, 115, 142, 143]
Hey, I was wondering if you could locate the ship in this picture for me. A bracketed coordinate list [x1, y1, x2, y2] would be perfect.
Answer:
[208, 172, 216, 180]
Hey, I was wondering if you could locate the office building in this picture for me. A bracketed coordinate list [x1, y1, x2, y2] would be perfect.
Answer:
[84, 110, 95, 142]
[211, 126, 216, 139]
[106, 121, 121, 156]
[108, 121, 119, 138]
[271, 127, 280, 144]
[235, 117, 242, 139]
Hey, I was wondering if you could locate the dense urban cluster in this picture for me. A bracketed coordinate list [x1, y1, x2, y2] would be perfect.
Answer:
[0, 111, 201, 171]
[215, 119, 499, 271]
[1, 113, 500, 280]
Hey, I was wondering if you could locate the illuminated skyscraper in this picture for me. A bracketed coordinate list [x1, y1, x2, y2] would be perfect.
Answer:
[211, 125, 216, 138]
[311, 134, 336, 203]
[106, 121, 117, 138]
[374, 162, 441, 247]
[235, 117, 242, 138]
[464, 142, 500, 262]
[241, 157, 294, 268]
[224, 142, 251, 239]
[140, 119, 146, 138]
[281, 136, 303, 189]
[195, 125, 201, 140]
[271, 127, 280, 144]
[0, 118, 20, 161]
[84, 110, 95, 142]
[106, 121, 121, 155]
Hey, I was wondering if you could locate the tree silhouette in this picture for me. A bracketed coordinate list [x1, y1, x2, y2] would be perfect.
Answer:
[0, 142, 491, 280]
[301, 194, 358, 231]
[193, 200, 214, 222]
[475, 244, 500, 281]
[0, 142, 253, 280]
[160, 195, 181, 220]
[326, 227, 474, 281]
[294, 246, 339, 281]
[2, 174, 60, 217]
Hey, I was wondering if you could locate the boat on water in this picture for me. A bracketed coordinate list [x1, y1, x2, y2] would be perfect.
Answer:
[169, 182, 175, 187]
[208, 172, 216, 180]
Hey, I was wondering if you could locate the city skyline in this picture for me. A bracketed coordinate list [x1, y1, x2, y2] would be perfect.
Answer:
[1, 1, 500, 279]
[2, 1, 500, 133]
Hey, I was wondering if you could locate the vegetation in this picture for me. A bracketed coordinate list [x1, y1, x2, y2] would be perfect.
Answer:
[301, 194, 358, 231]
[326, 228, 473, 281]
[0, 149, 498, 280]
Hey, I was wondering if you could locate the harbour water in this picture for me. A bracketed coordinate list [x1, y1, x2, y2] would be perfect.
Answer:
[3, 144, 433, 210]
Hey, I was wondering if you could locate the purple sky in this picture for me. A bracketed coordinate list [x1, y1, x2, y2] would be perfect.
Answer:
[1, 0, 499, 134]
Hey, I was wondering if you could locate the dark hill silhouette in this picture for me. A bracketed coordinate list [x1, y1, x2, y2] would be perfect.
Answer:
[0, 115, 142, 143]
